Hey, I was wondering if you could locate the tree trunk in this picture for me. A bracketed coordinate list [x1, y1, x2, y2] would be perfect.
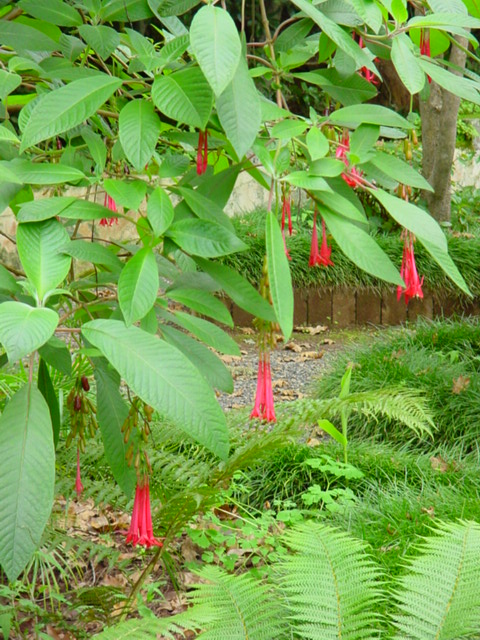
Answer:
[420, 38, 467, 223]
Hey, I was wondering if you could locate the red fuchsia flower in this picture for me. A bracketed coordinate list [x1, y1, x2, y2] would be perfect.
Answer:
[309, 208, 333, 268]
[250, 352, 276, 423]
[420, 29, 432, 83]
[100, 193, 118, 227]
[196, 130, 208, 175]
[355, 35, 380, 85]
[125, 477, 163, 548]
[335, 131, 364, 188]
[75, 447, 84, 499]
[397, 230, 424, 304]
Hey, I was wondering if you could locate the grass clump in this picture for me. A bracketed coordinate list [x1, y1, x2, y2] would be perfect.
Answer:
[313, 317, 480, 449]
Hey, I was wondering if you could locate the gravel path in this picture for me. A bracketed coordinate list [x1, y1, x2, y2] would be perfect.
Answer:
[218, 328, 343, 411]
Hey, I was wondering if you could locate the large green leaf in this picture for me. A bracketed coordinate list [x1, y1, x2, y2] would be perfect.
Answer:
[0, 70, 21, 102]
[420, 237, 471, 297]
[20, 75, 122, 152]
[19, 0, 82, 26]
[17, 219, 71, 301]
[94, 360, 136, 498]
[118, 248, 159, 326]
[176, 187, 234, 232]
[167, 219, 248, 257]
[306, 127, 330, 160]
[1, 160, 84, 185]
[119, 99, 161, 170]
[0, 21, 58, 53]
[329, 104, 412, 128]
[266, 212, 293, 341]
[320, 207, 403, 286]
[38, 336, 72, 376]
[0, 384, 55, 582]
[195, 258, 276, 323]
[168, 288, 233, 327]
[149, 0, 200, 17]
[0, 302, 58, 362]
[314, 190, 367, 225]
[368, 153, 433, 191]
[100, 0, 153, 21]
[349, 124, 379, 162]
[152, 66, 213, 130]
[38, 358, 61, 449]
[0, 264, 19, 295]
[82, 320, 229, 460]
[17, 197, 109, 223]
[79, 24, 120, 60]
[62, 240, 123, 273]
[419, 59, 480, 105]
[169, 310, 240, 355]
[291, 0, 378, 74]
[217, 58, 262, 160]
[294, 69, 377, 106]
[190, 5, 242, 96]
[391, 34, 425, 95]
[161, 324, 233, 393]
[103, 179, 147, 211]
[147, 187, 174, 236]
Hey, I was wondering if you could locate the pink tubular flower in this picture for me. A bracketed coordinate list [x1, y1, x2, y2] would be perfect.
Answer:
[420, 29, 431, 83]
[250, 353, 276, 423]
[75, 447, 84, 499]
[125, 478, 163, 548]
[196, 130, 208, 175]
[100, 193, 118, 227]
[397, 231, 424, 304]
[335, 130, 364, 188]
[355, 35, 380, 85]
[309, 208, 333, 268]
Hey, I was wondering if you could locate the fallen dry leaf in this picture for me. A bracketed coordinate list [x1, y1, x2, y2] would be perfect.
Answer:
[295, 325, 328, 335]
[221, 354, 242, 364]
[239, 327, 255, 335]
[322, 338, 335, 345]
[421, 506, 435, 518]
[430, 456, 449, 473]
[299, 350, 324, 361]
[452, 375, 470, 394]
[284, 341, 302, 352]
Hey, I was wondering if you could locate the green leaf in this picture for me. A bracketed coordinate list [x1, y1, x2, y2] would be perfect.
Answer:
[216, 58, 261, 160]
[19, 0, 82, 26]
[79, 24, 120, 60]
[315, 190, 367, 224]
[284, 172, 332, 191]
[104, 179, 147, 211]
[161, 324, 233, 393]
[271, 120, 308, 140]
[168, 288, 233, 327]
[119, 99, 161, 171]
[0, 70, 21, 102]
[118, 248, 159, 326]
[17, 197, 113, 223]
[0, 163, 25, 185]
[17, 220, 71, 301]
[176, 187, 234, 232]
[391, 34, 425, 95]
[190, 5, 242, 96]
[320, 207, 403, 285]
[266, 212, 293, 341]
[329, 104, 412, 128]
[349, 0, 383, 32]
[291, 0, 378, 74]
[38, 336, 72, 376]
[306, 127, 330, 160]
[318, 418, 347, 446]
[0, 21, 58, 53]
[349, 124, 379, 161]
[62, 240, 122, 272]
[38, 358, 61, 449]
[152, 66, 213, 130]
[82, 128, 107, 172]
[94, 360, 136, 498]
[0, 264, 19, 295]
[0, 384, 55, 582]
[169, 310, 240, 355]
[148, 0, 200, 17]
[369, 153, 433, 191]
[2, 160, 84, 185]
[195, 258, 276, 323]
[20, 75, 122, 152]
[420, 237, 470, 296]
[167, 219, 248, 257]
[0, 302, 58, 362]
[82, 320, 230, 459]
[310, 158, 345, 178]
[100, 0, 153, 21]
[419, 59, 480, 105]
[0, 125, 19, 144]
[146, 187, 174, 237]
[391, 0, 408, 22]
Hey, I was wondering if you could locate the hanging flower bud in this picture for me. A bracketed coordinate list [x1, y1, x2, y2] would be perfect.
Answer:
[81, 376, 90, 392]
[100, 193, 119, 227]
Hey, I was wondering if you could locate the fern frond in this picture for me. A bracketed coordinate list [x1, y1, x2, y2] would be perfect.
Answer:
[277, 522, 383, 639]
[392, 520, 480, 640]
[187, 565, 287, 640]
[92, 617, 186, 639]
[283, 387, 435, 439]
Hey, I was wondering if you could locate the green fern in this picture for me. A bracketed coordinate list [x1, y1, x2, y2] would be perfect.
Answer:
[282, 387, 435, 440]
[277, 522, 383, 639]
[392, 521, 480, 640]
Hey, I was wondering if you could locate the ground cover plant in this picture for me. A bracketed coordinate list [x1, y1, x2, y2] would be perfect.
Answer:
[1, 0, 480, 637]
